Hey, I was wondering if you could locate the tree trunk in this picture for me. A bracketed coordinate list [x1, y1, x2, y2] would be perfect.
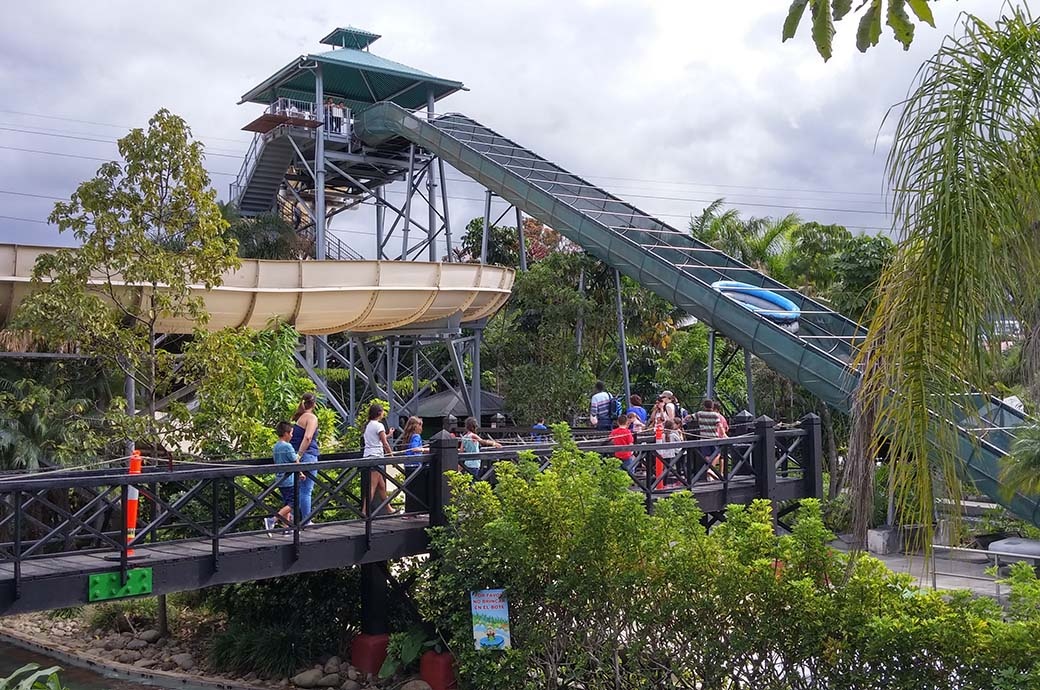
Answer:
[819, 404, 841, 499]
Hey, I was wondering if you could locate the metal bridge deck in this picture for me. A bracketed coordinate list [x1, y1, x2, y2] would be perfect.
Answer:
[0, 516, 428, 616]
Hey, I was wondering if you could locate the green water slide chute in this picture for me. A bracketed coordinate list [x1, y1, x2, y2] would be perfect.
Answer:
[355, 102, 1040, 528]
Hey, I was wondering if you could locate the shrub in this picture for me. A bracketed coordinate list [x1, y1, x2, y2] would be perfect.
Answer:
[422, 424, 1040, 690]
[86, 598, 159, 632]
[204, 569, 364, 677]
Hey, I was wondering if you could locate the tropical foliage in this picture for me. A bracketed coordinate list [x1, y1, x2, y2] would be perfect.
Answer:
[783, 0, 938, 60]
[421, 426, 1040, 689]
[0, 664, 68, 690]
[851, 8, 1040, 544]
[12, 109, 240, 455]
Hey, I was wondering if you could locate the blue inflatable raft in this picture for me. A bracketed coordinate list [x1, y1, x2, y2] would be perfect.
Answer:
[711, 280, 800, 329]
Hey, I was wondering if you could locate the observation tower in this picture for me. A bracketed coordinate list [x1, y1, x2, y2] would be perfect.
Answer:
[231, 27, 521, 425]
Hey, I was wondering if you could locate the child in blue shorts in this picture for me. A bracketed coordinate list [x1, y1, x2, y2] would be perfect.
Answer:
[265, 421, 303, 534]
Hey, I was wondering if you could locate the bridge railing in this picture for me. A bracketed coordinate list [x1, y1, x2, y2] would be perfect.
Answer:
[459, 414, 822, 522]
[0, 445, 460, 594]
[0, 416, 820, 598]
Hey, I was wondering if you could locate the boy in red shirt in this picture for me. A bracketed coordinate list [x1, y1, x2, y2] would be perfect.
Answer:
[609, 415, 635, 473]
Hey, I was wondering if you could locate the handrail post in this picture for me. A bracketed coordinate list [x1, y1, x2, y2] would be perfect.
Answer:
[292, 472, 301, 561]
[211, 479, 220, 572]
[119, 483, 129, 584]
[753, 416, 777, 525]
[13, 490, 22, 599]
[429, 432, 457, 528]
[800, 413, 824, 500]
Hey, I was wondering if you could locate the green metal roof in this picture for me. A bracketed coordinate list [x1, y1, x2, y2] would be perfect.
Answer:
[239, 45, 465, 111]
[319, 27, 381, 50]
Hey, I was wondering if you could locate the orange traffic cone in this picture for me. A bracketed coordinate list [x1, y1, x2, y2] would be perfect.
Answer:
[126, 450, 142, 556]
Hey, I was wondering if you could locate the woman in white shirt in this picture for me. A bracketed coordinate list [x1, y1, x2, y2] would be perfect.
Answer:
[363, 403, 396, 516]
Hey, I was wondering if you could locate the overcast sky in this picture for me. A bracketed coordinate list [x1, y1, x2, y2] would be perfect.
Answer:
[0, 0, 1005, 255]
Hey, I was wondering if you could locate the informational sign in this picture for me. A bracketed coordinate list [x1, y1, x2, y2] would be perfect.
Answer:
[470, 588, 511, 650]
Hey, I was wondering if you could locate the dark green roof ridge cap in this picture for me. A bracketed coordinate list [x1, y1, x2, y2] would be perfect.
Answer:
[319, 27, 381, 49]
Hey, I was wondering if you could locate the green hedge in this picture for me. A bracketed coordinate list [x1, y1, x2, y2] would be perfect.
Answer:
[422, 424, 1040, 690]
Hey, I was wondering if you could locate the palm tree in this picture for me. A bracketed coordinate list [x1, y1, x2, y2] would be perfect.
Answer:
[849, 8, 1040, 544]
[689, 199, 801, 271]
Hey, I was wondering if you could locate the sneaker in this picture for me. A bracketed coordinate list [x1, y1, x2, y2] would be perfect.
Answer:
[263, 517, 276, 535]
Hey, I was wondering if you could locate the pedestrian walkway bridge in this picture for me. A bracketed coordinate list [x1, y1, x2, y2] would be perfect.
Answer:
[0, 417, 820, 615]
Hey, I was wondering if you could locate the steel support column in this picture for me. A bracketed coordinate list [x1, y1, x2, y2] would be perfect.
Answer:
[375, 188, 385, 260]
[471, 330, 483, 422]
[402, 145, 415, 260]
[707, 330, 717, 400]
[426, 90, 438, 262]
[516, 207, 527, 272]
[313, 65, 328, 372]
[123, 372, 135, 458]
[439, 158, 452, 261]
[481, 190, 492, 264]
[614, 269, 631, 407]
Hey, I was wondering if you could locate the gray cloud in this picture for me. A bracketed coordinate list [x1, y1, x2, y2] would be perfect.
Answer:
[0, 0, 1005, 250]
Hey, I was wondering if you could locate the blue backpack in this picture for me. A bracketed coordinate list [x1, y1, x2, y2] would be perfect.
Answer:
[608, 396, 623, 421]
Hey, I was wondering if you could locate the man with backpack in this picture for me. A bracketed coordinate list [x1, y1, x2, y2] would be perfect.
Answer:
[589, 381, 619, 430]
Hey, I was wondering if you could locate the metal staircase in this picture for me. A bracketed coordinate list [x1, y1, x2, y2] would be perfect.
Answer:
[233, 133, 295, 216]
[232, 133, 362, 261]
[355, 103, 1039, 527]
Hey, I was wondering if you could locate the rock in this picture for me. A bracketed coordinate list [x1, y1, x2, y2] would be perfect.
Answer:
[345, 667, 359, 681]
[133, 658, 158, 669]
[115, 616, 133, 633]
[126, 639, 148, 650]
[400, 681, 433, 690]
[291, 668, 325, 688]
[89, 638, 107, 649]
[324, 657, 341, 674]
[138, 629, 161, 643]
[317, 674, 340, 688]
[340, 681, 361, 690]
[118, 650, 142, 663]
[103, 637, 126, 651]
[171, 653, 194, 671]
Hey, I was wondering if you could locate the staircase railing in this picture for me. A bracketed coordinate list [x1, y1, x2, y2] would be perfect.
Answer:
[230, 132, 263, 204]
[275, 193, 363, 260]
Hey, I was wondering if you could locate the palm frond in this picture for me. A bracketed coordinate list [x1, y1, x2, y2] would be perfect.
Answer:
[1002, 425, 1040, 498]
[851, 8, 1040, 550]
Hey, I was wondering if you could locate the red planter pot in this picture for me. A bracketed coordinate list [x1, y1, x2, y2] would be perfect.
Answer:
[420, 650, 456, 690]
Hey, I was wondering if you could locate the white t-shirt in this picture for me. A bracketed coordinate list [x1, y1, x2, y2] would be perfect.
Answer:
[363, 420, 386, 457]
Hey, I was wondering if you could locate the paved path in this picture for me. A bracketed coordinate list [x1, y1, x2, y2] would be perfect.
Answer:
[832, 541, 1004, 599]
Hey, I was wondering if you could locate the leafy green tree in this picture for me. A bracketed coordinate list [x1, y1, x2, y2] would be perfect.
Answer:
[829, 233, 895, 322]
[13, 109, 240, 454]
[850, 9, 1040, 543]
[783, 0, 938, 60]
[782, 221, 853, 292]
[457, 217, 519, 266]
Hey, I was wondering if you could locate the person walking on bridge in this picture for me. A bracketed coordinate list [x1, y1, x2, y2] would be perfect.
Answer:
[290, 393, 320, 525]
[363, 403, 396, 516]
[589, 381, 614, 431]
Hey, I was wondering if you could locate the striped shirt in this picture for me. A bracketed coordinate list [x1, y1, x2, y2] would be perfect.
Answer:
[693, 410, 723, 440]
